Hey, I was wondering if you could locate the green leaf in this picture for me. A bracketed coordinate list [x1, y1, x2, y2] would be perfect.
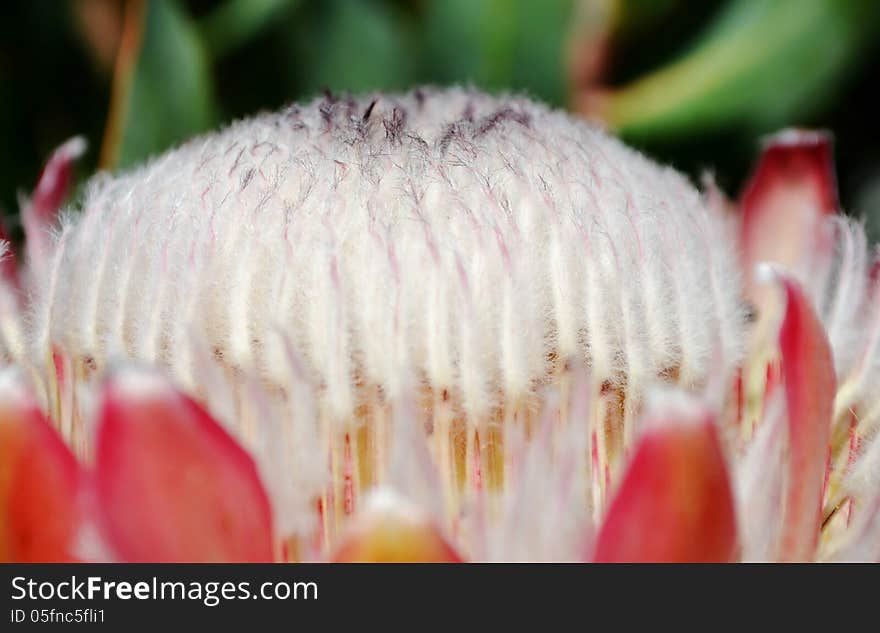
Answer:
[284, 0, 416, 96]
[109, 0, 215, 169]
[202, 0, 303, 59]
[423, 0, 575, 105]
[600, 0, 880, 139]
[615, 0, 680, 33]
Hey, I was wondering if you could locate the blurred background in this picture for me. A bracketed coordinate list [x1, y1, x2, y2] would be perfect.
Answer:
[2, 0, 879, 241]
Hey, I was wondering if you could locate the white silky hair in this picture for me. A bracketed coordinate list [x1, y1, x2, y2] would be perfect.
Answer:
[735, 218, 880, 560]
[818, 220, 880, 413]
[819, 221, 880, 542]
[13, 87, 880, 560]
[31, 87, 746, 426]
[0, 241, 24, 363]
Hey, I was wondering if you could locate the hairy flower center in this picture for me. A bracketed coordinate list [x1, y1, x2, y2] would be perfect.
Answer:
[29, 87, 745, 552]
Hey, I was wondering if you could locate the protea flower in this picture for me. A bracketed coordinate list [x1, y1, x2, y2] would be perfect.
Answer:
[1, 87, 877, 562]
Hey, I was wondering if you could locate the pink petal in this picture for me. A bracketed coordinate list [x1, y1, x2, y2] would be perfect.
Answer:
[0, 224, 20, 290]
[593, 394, 738, 562]
[770, 271, 836, 561]
[94, 367, 274, 562]
[0, 372, 83, 562]
[30, 136, 87, 223]
[739, 130, 837, 301]
[21, 136, 86, 270]
[870, 251, 880, 290]
[331, 490, 462, 562]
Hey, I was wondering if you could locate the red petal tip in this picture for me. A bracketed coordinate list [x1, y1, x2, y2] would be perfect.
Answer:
[770, 272, 836, 561]
[751, 128, 838, 213]
[870, 251, 880, 289]
[32, 136, 87, 220]
[739, 129, 838, 299]
[0, 228, 20, 290]
[95, 367, 274, 562]
[0, 369, 83, 562]
[593, 391, 738, 563]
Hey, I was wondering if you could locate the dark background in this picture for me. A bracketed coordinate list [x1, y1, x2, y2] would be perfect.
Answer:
[2, 0, 879, 241]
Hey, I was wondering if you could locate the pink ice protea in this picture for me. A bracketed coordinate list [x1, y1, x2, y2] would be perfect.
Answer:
[1, 87, 878, 562]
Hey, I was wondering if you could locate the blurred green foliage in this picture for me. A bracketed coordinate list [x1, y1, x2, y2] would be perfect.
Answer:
[113, 0, 215, 167]
[604, 0, 880, 138]
[1, 0, 879, 239]
[110, 0, 576, 168]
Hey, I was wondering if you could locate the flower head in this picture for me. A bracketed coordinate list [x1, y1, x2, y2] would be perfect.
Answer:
[0, 88, 877, 562]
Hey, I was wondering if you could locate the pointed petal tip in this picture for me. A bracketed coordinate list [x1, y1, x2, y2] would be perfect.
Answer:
[0, 228, 20, 289]
[641, 386, 714, 429]
[743, 127, 838, 215]
[745, 128, 839, 207]
[22, 134, 88, 270]
[740, 128, 839, 304]
[593, 392, 738, 563]
[95, 367, 274, 562]
[0, 367, 36, 410]
[870, 250, 880, 288]
[101, 363, 176, 402]
[760, 128, 832, 148]
[32, 135, 88, 216]
[1, 373, 83, 562]
[770, 271, 836, 561]
[331, 488, 463, 563]
[753, 261, 781, 284]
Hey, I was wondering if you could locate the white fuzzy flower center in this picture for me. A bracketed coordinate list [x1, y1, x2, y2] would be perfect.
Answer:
[33, 88, 746, 553]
